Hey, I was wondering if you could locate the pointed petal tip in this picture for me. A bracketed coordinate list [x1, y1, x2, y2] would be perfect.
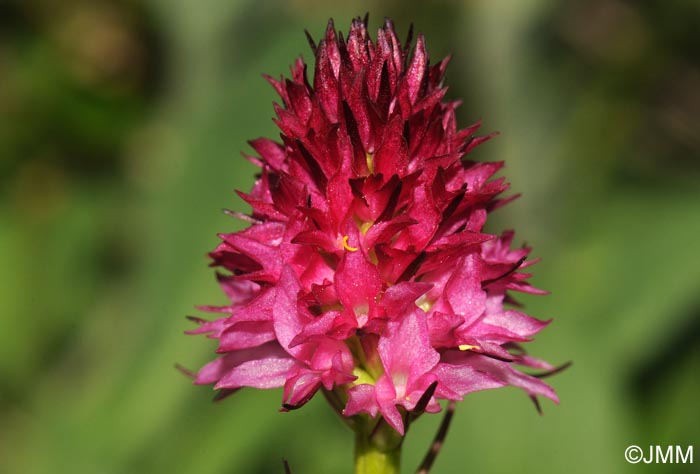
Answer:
[530, 395, 543, 415]
[325, 17, 336, 37]
[185, 315, 209, 325]
[213, 388, 239, 402]
[530, 361, 572, 379]
[304, 29, 318, 55]
[174, 363, 197, 380]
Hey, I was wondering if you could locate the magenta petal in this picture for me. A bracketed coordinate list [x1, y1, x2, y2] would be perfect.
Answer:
[440, 351, 559, 403]
[378, 309, 439, 389]
[283, 369, 323, 408]
[249, 138, 286, 170]
[375, 114, 409, 176]
[363, 215, 418, 250]
[402, 373, 440, 412]
[375, 375, 405, 435]
[194, 355, 237, 386]
[477, 357, 559, 403]
[334, 235, 382, 327]
[231, 287, 276, 322]
[288, 310, 339, 347]
[215, 355, 296, 390]
[515, 354, 556, 371]
[216, 274, 260, 305]
[406, 34, 427, 104]
[441, 254, 487, 325]
[218, 321, 276, 351]
[196, 341, 294, 389]
[475, 309, 551, 341]
[344, 384, 379, 417]
[380, 281, 432, 319]
[272, 266, 306, 356]
[434, 360, 505, 399]
[427, 311, 463, 347]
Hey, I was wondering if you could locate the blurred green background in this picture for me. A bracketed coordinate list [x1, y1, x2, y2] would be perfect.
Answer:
[1, 0, 698, 473]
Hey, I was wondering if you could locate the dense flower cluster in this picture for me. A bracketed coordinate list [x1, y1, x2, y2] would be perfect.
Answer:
[189, 17, 558, 435]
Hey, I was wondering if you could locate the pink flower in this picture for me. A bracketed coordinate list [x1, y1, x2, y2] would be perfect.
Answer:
[187, 16, 559, 435]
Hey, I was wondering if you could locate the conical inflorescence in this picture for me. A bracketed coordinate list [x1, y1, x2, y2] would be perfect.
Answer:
[188, 16, 559, 436]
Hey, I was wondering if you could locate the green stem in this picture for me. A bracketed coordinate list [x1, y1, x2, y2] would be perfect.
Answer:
[354, 420, 401, 474]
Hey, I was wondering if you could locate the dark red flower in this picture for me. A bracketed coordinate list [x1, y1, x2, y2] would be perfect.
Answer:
[188, 16, 559, 435]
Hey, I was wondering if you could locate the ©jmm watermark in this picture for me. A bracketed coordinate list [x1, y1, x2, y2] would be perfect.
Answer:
[625, 445, 694, 464]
